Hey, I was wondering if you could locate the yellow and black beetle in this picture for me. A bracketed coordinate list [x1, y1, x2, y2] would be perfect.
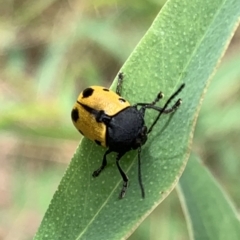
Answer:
[71, 73, 184, 198]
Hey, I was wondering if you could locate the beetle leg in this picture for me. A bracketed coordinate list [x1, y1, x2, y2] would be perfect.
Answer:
[145, 98, 182, 113]
[148, 84, 185, 134]
[133, 84, 184, 115]
[116, 152, 129, 199]
[92, 149, 112, 177]
[116, 72, 124, 96]
[133, 91, 164, 109]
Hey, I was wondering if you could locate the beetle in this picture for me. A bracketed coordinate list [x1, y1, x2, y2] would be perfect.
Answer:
[71, 73, 185, 198]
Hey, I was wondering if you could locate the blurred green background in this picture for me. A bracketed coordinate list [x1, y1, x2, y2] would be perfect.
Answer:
[0, 1, 239, 239]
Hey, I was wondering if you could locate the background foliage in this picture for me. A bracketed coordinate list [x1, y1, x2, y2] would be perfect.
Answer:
[0, 1, 239, 239]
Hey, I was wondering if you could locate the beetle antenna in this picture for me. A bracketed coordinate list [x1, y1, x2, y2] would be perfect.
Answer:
[137, 147, 145, 198]
[147, 83, 185, 134]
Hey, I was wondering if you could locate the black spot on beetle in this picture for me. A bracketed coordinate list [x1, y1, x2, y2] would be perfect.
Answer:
[95, 140, 101, 146]
[119, 98, 126, 103]
[71, 108, 79, 122]
[103, 88, 109, 91]
[82, 88, 94, 98]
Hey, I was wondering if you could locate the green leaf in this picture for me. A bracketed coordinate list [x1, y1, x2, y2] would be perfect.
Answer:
[195, 54, 240, 137]
[177, 154, 240, 240]
[35, 0, 240, 239]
